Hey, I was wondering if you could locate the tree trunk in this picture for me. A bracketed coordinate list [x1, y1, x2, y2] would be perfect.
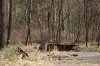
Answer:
[0, 0, 4, 49]
[84, 0, 89, 47]
[25, 0, 32, 46]
[66, 0, 70, 43]
[7, 0, 13, 45]
[47, 3, 51, 41]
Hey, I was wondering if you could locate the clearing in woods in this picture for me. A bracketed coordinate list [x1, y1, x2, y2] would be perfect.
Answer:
[0, 44, 100, 66]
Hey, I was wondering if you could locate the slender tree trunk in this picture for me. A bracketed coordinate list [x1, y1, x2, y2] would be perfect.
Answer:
[50, 0, 55, 41]
[66, 0, 70, 43]
[0, 0, 4, 49]
[60, 0, 64, 42]
[47, 3, 51, 41]
[96, 2, 100, 48]
[84, 0, 89, 47]
[7, 0, 13, 45]
[25, 0, 32, 46]
[96, 21, 100, 47]
[37, 3, 43, 43]
[37, 3, 45, 50]
[56, 0, 63, 43]
[97, 26, 100, 48]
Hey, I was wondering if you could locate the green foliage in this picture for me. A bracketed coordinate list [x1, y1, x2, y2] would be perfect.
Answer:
[2, 43, 24, 61]
[3, 43, 23, 52]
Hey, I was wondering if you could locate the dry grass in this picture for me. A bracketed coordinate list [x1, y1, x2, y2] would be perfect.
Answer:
[0, 43, 100, 66]
[73, 42, 100, 52]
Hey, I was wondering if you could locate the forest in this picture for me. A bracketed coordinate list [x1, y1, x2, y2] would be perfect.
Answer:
[0, 0, 100, 66]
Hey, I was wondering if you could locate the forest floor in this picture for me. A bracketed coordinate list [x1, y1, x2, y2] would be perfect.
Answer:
[0, 44, 100, 66]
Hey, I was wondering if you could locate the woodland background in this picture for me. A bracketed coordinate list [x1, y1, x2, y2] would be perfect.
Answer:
[0, 0, 100, 49]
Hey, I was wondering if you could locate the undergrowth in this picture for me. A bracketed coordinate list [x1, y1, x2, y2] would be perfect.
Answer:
[0, 43, 24, 61]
